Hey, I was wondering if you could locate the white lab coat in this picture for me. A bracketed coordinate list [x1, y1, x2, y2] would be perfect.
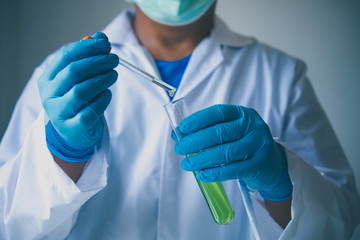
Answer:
[1, 8, 359, 240]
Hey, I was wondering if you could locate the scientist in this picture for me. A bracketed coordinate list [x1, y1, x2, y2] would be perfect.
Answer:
[1, 0, 359, 239]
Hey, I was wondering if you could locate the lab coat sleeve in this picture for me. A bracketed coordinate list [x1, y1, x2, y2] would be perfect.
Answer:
[239, 60, 360, 240]
[281, 142, 360, 240]
[0, 54, 110, 240]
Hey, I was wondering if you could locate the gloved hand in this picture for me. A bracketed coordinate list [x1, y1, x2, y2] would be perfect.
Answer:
[173, 104, 293, 201]
[38, 32, 119, 162]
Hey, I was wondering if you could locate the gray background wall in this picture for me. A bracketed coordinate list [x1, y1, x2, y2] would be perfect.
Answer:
[0, 0, 359, 192]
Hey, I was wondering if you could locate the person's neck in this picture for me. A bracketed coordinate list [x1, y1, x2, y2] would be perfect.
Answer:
[133, 4, 216, 61]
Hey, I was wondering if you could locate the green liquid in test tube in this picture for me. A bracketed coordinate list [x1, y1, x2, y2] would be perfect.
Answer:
[164, 98, 234, 225]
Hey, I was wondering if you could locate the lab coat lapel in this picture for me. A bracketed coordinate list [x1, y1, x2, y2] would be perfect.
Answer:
[176, 17, 254, 99]
[176, 36, 224, 99]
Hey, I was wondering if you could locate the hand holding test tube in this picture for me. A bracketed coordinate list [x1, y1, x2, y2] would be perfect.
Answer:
[164, 98, 234, 225]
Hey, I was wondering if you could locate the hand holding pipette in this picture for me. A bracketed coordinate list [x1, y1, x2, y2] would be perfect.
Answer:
[38, 32, 119, 162]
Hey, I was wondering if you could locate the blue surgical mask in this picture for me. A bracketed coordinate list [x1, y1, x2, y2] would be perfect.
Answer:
[128, 0, 215, 26]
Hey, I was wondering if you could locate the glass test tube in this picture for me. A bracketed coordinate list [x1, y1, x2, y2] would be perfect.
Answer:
[164, 98, 234, 225]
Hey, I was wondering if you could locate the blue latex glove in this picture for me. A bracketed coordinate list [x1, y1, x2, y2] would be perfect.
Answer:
[38, 32, 119, 162]
[173, 104, 293, 201]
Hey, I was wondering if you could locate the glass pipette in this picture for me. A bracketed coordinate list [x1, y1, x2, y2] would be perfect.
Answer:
[118, 57, 177, 97]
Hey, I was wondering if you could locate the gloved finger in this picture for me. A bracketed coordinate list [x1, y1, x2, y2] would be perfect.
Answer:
[196, 140, 276, 183]
[58, 70, 118, 118]
[42, 33, 111, 81]
[180, 131, 261, 171]
[178, 104, 242, 135]
[50, 54, 119, 97]
[171, 130, 180, 142]
[174, 118, 249, 155]
[92, 32, 108, 40]
[195, 157, 260, 182]
[70, 89, 112, 128]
